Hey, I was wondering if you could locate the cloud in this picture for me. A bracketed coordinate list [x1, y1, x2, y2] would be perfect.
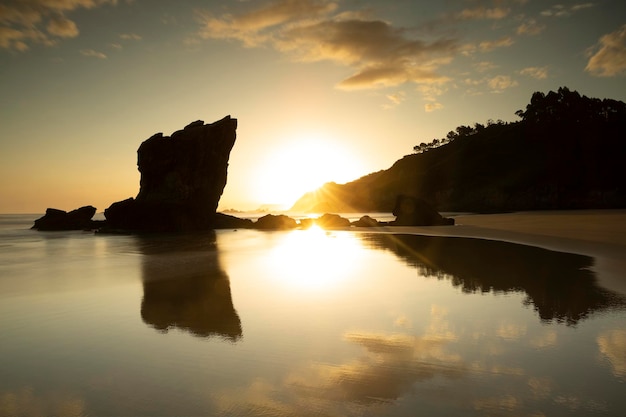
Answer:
[457, 6, 510, 20]
[541, 3, 594, 18]
[487, 75, 518, 92]
[585, 24, 626, 77]
[516, 18, 545, 36]
[474, 61, 498, 72]
[46, 16, 79, 38]
[479, 36, 514, 52]
[0, 0, 118, 51]
[195, 0, 458, 90]
[80, 48, 106, 59]
[425, 102, 444, 112]
[384, 91, 406, 109]
[520, 66, 548, 79]
[196, 0, 338, 47]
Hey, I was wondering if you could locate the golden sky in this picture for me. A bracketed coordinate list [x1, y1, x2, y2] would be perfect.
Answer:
[1, 0, 625, 212]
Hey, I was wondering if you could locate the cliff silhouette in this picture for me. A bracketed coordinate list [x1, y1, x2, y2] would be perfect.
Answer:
[291, 87, 626, 213]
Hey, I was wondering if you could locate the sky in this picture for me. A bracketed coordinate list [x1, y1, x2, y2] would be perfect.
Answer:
[1, 0, 625, 213]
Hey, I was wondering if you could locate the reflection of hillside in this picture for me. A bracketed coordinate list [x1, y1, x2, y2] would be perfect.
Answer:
[361, 234, 626, 325]
[137, 233, 242, 341]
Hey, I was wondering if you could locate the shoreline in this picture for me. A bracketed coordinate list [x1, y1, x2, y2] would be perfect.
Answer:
[357, 209, 626, 297]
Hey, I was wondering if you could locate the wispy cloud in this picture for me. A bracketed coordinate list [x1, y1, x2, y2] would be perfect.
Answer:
[516, 18, 545, 36]
[488, 75, 519, 92]
[479, 36, 514, 52]
[0, 0, 119, 51]
[46, 16, 79, 38]
[460, 36, 515, 57]
[519, 66, 548, 79]
[540, 3, 594, 18]
[384, 91, 406, 109]
[425, 102, 444, 112]
[195, 0, 458, 90]
[80, 48, 107, 59]
[585, 24, 626, 77]
[456, 6, 511, 21]
[474, 61, 498, 73]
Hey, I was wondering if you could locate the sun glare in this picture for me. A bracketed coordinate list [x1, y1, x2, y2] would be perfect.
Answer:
[253, 132, 364, 209]
[265, 228, 364, 292]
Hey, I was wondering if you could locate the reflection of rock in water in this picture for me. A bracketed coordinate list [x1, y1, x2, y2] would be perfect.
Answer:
[362, 234, 626, 325]
[137, 233, 242, 341]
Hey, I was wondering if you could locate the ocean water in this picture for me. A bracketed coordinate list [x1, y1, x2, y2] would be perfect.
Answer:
[1, 214, 625, 417]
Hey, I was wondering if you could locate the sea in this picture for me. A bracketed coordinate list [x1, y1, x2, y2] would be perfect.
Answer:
[1, 213, 625, 417]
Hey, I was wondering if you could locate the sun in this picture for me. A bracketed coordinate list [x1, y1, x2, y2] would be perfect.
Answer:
[253, 132, 365, 209]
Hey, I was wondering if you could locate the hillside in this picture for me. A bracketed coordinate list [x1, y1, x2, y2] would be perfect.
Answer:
[291, 88, 626, 213]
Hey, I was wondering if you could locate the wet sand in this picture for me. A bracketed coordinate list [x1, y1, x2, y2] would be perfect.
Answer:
[368, 210, 626, 296]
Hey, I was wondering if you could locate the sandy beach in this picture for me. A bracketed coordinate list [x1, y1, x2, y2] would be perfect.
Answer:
[370, 210, 626, 297]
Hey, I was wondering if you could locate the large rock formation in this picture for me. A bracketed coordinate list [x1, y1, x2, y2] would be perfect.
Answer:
[32, 206, 102, 230]
[104, 116, 237, 232]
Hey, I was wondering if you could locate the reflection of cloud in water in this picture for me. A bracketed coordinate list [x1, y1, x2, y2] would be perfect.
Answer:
[214, 308, 465, 415]
[497, 322, 527, 340]
[0, 387, 85, 417]
[361, 234, 626, 325]
[211, 303, 623, 416]
[598, 329, 626, 378]
[530, 330, 558, 349]
[137, 233, 242, 341]
[290, 331, 464, 404]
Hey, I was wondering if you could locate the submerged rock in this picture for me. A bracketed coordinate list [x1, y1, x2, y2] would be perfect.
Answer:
[32, 206, 101, 230]
[391, 195, 454, 226]
[104, 116, 237, 232]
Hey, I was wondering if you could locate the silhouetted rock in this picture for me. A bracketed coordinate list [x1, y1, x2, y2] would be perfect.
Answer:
[214, 213, 254, 229]
[32, 206, 101, 230]
[254, 214, 298, 230]
[104, 116, 237, 232]
[391, 195, 454, 226]
[315, 213, 351, 229]
[352, 215, 380, 227]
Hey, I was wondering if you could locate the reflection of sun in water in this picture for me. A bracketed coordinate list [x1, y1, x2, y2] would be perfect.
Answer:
[266, 227, 363, 291]
[253, 132, 365, 209]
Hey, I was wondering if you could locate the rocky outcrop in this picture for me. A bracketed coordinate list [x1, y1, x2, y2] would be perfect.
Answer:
[315, 213, 351, 229]
[213, 213, 254, 229]
[32, 206, 102, 230]
[254, 214, 298, 230]
[352, 215, 380, 227]
[104, 116, 237, 232]
[392, 195, 454, 226]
